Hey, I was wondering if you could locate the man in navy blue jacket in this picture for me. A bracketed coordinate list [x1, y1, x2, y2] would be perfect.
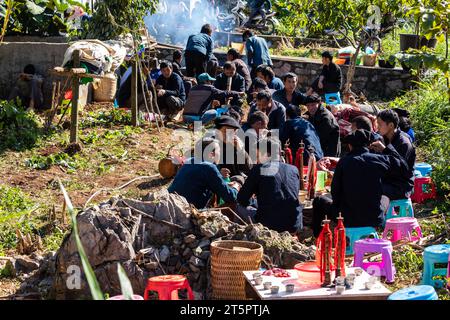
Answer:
[280, 105, 323, 165]
[256, 65, 284, 91]
[273, 73, 308, 108]
[372, 109, 416, 200]
[214, 62, 246, 108]
[168, 138, 241, 209]
[185, 24, 214, 78]
[156, 61, 186, 118]
[312, 129, 410, 236]
[237, 137, 302, 233]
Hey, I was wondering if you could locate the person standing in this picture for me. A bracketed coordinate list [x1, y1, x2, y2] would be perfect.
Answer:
[242, 30, 272, 79]
[185, 24, 214, 78]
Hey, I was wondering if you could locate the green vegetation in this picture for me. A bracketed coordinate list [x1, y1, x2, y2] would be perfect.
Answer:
[0, 100, 44, 154]
[0, 185, 37, 255]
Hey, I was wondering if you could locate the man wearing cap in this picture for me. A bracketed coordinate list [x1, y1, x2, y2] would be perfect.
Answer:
[214, 116, 253, 178]
[311, 129, 411, 237]
[280, 105, 323, 166]
[307, 51, 342, 96]
[183, 73, 242, 123]
[273, 73, 308, 109]
[227, 48, 252, 92]
[305, 94, 341, 157]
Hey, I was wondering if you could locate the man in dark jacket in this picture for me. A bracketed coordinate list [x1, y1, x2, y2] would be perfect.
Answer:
[256, 65, 284, 91]
[155, 61, 186, 118]
[371, 109, 416, 200]
[168, 137, 240, 209]
[305, 94, 341, 157]
[273, 73, 308, 108]
[227, 48, 252, 92]
[214, 62, 246, 107]
[308, 51, 342, 96]
[280, 105, 323, 165]
[252, 90, 286, 130]
[183, 73, 241, 123]
[185, 24, 213, 78]
[214, 116, 253, 177]
[312, 129, 410, 236]
[237, 137, 302, 233]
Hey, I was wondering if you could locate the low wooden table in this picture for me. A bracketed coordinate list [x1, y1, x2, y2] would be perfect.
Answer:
[244, 267, 391, 300]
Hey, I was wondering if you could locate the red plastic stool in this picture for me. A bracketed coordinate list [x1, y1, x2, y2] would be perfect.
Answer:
[411, 177, 437, 204]
[144, 275, 194, 300]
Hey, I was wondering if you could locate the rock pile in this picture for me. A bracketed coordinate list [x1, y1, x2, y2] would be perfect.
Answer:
[19, 190, 315, 299]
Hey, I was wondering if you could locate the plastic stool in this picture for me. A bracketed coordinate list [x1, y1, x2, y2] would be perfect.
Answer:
[411, 177, 437, 204]
[382, 217, 423, 243]
[388, 285, 438, 300]
[353, 238, 396, 283]
[108, 295, 144, 300]
[414, 163, 432, 177]
[324, 92, 342, 105]
[385, 199, 414, 223]
[346, 227, 379, 256]
[422, 244, 450, 288]
[144, 275, 194, 300]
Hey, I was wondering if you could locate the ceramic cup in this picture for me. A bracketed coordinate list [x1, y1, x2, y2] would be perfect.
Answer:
[369, 276, 378, 284]
[263, 282, 272, 290]
[354, 268, 363, 276]
[365, 282, 374, 290]
[336, 285, 346, 295]
[285, 284, 295, 293]
[270, 286, 279, 294]
[253, 272, 262, 279]
[254, 277, 263, 285]
[335, 276, 345, 286]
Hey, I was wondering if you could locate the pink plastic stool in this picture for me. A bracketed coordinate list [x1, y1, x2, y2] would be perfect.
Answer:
[353, 238, 396, 283]
[382, 217, 423, 243]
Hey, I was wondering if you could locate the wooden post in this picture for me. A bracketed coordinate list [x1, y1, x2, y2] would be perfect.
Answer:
[70, 50, 80, 144]
[131, 59, 139, 126]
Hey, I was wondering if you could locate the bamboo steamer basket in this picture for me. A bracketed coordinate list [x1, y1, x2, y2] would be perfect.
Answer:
[211, 240, 263, 300]
[93, 73, 117, 102]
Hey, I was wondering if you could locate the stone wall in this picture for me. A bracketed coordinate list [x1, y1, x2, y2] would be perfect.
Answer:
[0, 41, 70, 106]
[157, 46, 412, 99]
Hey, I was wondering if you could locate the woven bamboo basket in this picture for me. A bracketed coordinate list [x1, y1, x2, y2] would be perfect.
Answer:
[210, 240, 263, 300]
[93, 73, 117, 102]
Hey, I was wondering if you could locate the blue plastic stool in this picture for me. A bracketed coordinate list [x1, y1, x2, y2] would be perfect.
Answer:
[385, 199, 414, 224]
[388, 285, 438, 300]
[324, 92, 342, 105]
[422, 244, 450, 288]
[345, 227, 379, 255]
[415, 163, 432, 177]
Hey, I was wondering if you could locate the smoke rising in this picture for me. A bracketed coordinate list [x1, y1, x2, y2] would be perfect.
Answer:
[145, 0, 222, 46]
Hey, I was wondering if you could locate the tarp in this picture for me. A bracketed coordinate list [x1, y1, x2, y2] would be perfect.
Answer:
[62, 39, 127, 74]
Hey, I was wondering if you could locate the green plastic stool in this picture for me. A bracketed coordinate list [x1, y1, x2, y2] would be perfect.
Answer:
[385, 199, 414, 224]
[346, 227, 379, 256]
[421, 244, 450, 288]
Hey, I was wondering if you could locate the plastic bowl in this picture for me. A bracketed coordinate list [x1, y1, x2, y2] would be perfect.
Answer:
[294, 261, 321, 284]
[335, 58, 346, 65]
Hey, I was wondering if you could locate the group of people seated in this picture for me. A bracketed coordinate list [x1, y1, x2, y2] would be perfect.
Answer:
[114, 24, 417, 237]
